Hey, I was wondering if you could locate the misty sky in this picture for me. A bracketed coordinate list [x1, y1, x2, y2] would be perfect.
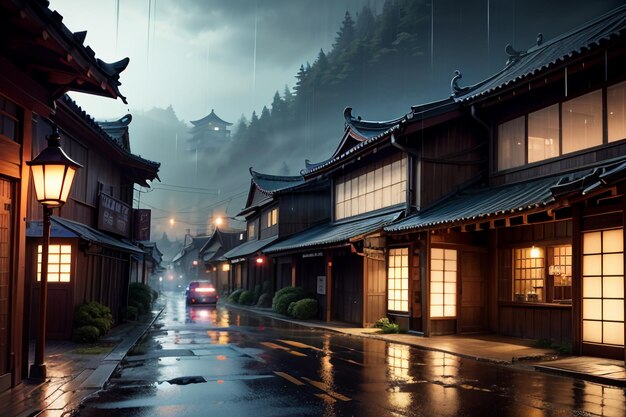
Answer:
[49, 0, 374, 123]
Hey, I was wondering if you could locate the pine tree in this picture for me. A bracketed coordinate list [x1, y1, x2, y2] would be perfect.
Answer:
[355, 5, 376, 41]
[333, 11, 356, 52]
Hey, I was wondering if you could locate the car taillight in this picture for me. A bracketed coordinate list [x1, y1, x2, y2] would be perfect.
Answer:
[194, 287, 215, 293]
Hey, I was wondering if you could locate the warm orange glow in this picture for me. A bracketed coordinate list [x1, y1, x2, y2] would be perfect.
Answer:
[222, 263, 230, 272]
[256, 257, 264, 264]
[194, 287, 215, 293]
[215, 217, 223, 226]
[169, 218, 175, 226]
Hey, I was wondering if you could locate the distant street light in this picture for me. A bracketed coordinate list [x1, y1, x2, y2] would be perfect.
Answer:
[27, 128, 82, 381]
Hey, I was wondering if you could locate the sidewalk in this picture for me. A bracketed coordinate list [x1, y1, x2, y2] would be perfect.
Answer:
[0, 308, 162, 417]
[226, 302, 626, 388]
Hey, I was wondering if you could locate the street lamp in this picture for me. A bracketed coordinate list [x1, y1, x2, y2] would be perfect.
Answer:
[27, 128, 82, 381]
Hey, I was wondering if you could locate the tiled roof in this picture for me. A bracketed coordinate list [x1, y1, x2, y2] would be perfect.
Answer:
[250, 168, 305, 195]
[61, 95, 160, 174]
[27, 216, 143, 254]
[454, 5, 626, 102]
[263, 207, 403, 254]
[7, 1, 130, 102]
[223, 236, 279, 259]
[190, 109, 232, 127]
[98, 114, 132, 149]
[385, 157, 626, 233]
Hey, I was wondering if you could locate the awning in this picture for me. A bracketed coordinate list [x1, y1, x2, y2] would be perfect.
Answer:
[264, 208, 403, 254]
[385, 159, 626, 233]
[27, 216, 143, 254]
[223, 235, 279, 259]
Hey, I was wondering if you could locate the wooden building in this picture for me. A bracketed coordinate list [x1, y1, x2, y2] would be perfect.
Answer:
[0, 0, 158, 390]
[259, 5, 626, 362]
[188, 109, 232, 153]
[25, 96, 160, 340]
[224, 169, 329, 295]
[384, 5, 626, 360]
[199, 227, 245, 295]
[171, 234, 211, 288]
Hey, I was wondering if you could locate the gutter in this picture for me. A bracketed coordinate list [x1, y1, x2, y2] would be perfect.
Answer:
[391, 133, 420, 213]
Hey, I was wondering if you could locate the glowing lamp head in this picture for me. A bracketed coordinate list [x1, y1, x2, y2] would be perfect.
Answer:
[215, 217, 223, 226]
[530, 246, 541, 259]
[256, 257, 264, 265]
[192, 260, 199, 266]
[169, 218, 175, 226]
[27, 128, 82, 208]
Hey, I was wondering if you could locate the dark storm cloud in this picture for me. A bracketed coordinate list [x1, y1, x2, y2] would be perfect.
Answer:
[159, 0, 371, 67]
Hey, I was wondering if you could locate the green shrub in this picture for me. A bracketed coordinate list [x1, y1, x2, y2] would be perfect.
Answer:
[129, 282, 154, 314]
[262, 280, 272, 295]
[253, 284, 262, 301]
[373, 317, 391, 328]
[256, 293, 272, 308]
[289, 298, 319, 320]
[239, 290, 255, 305]
[287, 301, 297, 317]
[380, 323, 400, 334]
[73, 325, 100, 343]
[124, 305, 139, 321]
[227, 289, 244, 303]
[273, 287, 307, 315]
[73, 301, 113, 343]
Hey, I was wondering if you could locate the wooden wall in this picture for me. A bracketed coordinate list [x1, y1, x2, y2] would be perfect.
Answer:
[419, 118, 485, 209]
[279, 191, 330, 237]
[498, 303, 572, 344]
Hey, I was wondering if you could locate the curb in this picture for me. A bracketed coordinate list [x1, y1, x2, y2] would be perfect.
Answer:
[78, 306, 164, 390]
[222, 302, 565, 365]
[533, 364, 626, 387]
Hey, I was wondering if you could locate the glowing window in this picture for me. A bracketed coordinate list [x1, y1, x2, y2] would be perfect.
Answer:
[430, 248, 457, 318]
[387, 248, 409, 312]
[513, 247, 545, 302]
[37, 244, 72, 282]
[582, 229, 624, 347]
[334, 155, 406, 220]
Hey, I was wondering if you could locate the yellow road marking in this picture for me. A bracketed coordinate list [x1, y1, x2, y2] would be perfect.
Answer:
[261, 341, 288, 351]
[277, 339, 323, 352]
[315, 393, 337, 403]
[260, 341, 307, 357]
[302, 377, 352, 401]
[274, 371, 305, 386]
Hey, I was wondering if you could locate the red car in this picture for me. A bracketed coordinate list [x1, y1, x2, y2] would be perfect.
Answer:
[185, 281, 218, 304]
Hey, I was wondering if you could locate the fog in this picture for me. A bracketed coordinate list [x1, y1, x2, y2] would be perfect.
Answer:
[49, 0, 623, 241]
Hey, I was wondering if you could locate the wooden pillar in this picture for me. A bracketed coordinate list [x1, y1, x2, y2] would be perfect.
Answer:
[488, 227, 499, 332]
[623, 191, 626, 364]
[291, 256, 297, 287]
[571, 204, 582, 355]
[420, 232, 430, 337]
[362, 253, 368, 328]
[325, 251, 333, 322]
[11, 109, 32, 384]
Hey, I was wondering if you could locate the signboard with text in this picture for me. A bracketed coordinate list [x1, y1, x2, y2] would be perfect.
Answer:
[134, 209, 151, 241]
[317, 276, 326, 295]
[98, 193, 131, 237]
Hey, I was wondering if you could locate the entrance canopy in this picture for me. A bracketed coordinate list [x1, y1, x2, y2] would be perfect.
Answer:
[27, 216, 143, 254]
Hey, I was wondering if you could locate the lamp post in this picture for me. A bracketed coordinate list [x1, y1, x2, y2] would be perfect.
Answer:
[27, 128, 82, 381]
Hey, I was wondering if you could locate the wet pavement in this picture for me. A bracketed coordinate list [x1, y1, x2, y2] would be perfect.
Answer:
[77, 292, 626, 417]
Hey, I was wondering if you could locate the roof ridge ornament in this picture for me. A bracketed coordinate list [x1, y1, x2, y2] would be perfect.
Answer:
[536, 32, 544, 46]
[450, 70, 469, 96]
[505, 43, 525, 65]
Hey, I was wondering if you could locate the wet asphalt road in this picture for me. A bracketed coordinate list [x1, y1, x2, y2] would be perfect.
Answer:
[77, 292, 626, 417]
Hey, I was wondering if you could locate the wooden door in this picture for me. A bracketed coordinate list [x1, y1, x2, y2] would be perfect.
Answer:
[0, 179, 11, 379]
[364, 256, 386, 326]
[460, 250, 487, 333]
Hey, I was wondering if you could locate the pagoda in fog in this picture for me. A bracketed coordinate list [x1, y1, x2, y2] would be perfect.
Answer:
[188, 109, 232, 152]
